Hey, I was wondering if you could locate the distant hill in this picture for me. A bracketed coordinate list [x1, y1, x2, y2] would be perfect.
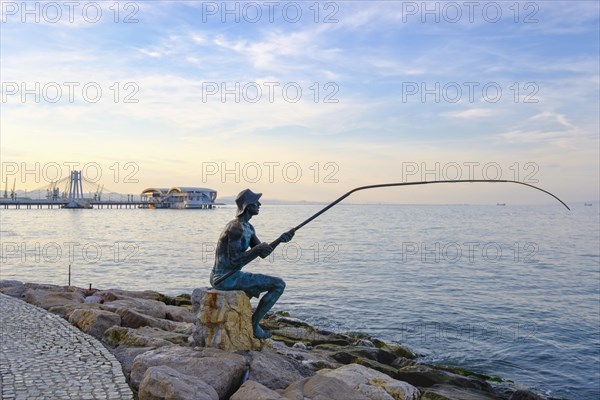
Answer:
[217, 195, 327, 205]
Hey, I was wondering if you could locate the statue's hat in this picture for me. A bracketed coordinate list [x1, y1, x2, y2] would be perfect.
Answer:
[235, 189, 262, 216]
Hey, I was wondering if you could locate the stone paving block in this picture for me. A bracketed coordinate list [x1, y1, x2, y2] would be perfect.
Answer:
[0, 293, 134, 400]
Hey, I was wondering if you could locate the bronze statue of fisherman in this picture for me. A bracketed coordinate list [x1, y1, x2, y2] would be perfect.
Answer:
[208, 183, 569, 338]
[210, 189, 294, 339]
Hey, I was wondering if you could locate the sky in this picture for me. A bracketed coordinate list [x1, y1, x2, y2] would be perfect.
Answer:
[1, 0, 598, 204]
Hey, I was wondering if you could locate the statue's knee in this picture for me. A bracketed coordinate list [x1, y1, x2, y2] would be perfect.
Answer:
[275, 278, 286, 292]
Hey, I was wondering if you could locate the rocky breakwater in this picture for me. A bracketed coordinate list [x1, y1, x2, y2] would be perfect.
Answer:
[1, 280, 547, 400]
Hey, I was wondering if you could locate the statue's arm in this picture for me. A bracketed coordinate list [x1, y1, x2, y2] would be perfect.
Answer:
[226, 225, 272, 269]
[249, 228, 274, 259]
[249, 232, 261, 248]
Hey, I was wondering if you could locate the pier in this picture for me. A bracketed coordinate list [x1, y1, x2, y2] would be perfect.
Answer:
[0, 200, 217, 209]
[0, 199, 149, 209]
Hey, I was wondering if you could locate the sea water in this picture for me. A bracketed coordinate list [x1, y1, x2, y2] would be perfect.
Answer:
[1, 204, 598, 399]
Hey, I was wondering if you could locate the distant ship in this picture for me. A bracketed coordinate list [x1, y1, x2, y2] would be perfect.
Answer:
[584, 202, 592, 206]
[141, 187, 217, 209]
[497, 203, 506, 206]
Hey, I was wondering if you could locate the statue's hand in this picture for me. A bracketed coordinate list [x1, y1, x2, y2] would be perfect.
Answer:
[256, 242, 274, 258]
[279, 229, 295, 243]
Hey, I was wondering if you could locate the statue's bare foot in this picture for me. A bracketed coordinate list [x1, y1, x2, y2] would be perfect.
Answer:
[253, 325, 272, 339]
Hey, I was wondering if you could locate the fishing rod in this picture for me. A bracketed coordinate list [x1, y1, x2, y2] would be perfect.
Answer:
[213, 179, 569, 285]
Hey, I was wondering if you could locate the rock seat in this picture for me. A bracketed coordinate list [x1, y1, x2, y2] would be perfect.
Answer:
[189, 287, 260, 352]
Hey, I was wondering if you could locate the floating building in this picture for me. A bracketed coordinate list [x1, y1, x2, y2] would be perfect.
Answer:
[141, 187, 217, 209]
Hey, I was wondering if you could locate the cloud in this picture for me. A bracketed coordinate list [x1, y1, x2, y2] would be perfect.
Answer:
[498, 114, 587, 150]
[139, 49, 163, 58]
[137, 34, 185, 59]
[366, 58, 427, 77]
[190, 33, 205, 44]
[212, 27, 339, 73]
[530, 112, 574, 129]
[442, 109, 496, 119]
[501, 129, 573, 144]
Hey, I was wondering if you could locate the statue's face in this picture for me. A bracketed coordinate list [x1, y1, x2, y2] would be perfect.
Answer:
[246, 201, 261, 215]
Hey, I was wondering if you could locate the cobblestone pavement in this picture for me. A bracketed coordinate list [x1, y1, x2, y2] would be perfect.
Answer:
[0, 294, 133, 400]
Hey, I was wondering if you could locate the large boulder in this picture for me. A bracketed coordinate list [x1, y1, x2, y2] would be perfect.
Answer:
[116, 307, 189, 332]
[261, 314, 353, 347]
[170, 293, 192, 306]
[48, 303, 104, 319]
[509, 390, 545, 400]
[319, 363, 420, 400]
[103, 298, 168, 319]
[273, 325, 342, 345]
[24, 287, 85, 309]
[109, 345, 156, 380]
[165, 305, 195, 323]
[277, 375, 369, 400]
[328, 345, 398, 365]
[421, 384, 502, 400]
[138, 365, 219, 400]
[130, 345, 247, 399]
[0, 280, 26, 298]
[97, 288, 167, 302]
[104, 326, 189, 348]
[246, 349, 314, 390]
[231, 381, 285, 400]
[370, 338, 415, 359]
[68, 308, 121, 339]
[23, 282, 64, 291]
[0, 280, 23, 288]
[395, 365, 492, 392]
[264, 338, 340, 371]
[345, 357, 401, 379]
[190, 288, 259, 352]
[263, 339, 340, 372]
